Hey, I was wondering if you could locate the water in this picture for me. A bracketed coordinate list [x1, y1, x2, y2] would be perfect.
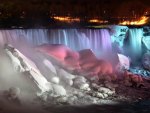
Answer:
[128, 28, 143, 58]
[0, 29, 112, 57]
[0, 27, 148, 61]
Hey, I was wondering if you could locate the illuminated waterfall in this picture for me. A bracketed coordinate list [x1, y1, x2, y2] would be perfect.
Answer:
[128, 28, 143, 60]
[0, 29, 112, 57]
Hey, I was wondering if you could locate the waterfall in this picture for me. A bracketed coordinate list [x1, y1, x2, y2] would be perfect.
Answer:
[0, 29, 112, 58]
[127, 28, 143, 61]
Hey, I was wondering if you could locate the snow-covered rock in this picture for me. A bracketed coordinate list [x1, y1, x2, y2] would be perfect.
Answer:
[103, 93, 108, 98]
[98, 87, 115, 96]
[57, 68, 76, 79]
[52, 84, 67, 96]
[5, 49, 25, 72]
[57, 68, 75, 86]
[93, 92, 104, 98]
[117, 53, 130, 70]
[73, 76, 90, 90]
[51, 77, 60, 84]
[73, 76, 87, 84]
[43, 59, 57, 75]
[80, 83, 90, 91]
[5, 44, 52, 93]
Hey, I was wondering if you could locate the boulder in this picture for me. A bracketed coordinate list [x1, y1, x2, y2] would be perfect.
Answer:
[51, 77, 60, 84]
[80, 83, 90, 91]
[52, 84, 67, 96]
[57, 68, 75, 86]
[5, 44, 52, 93]
[98, 87, 115, 96]
[73, 76, 87, 84]
[93, 92, 104, 98]
[5, 49, 25, 72]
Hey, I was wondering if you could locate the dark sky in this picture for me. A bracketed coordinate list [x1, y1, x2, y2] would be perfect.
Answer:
[0, 0, 150, 18]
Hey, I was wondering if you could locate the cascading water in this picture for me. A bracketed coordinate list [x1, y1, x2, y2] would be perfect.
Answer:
[84, 29, 112, 57]
[127, 28, 143, 61]
[0, 29, 112, 58]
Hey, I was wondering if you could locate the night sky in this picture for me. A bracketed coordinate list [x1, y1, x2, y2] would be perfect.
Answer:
[0, 0, 150, 28]
[0, 0, 150, 18]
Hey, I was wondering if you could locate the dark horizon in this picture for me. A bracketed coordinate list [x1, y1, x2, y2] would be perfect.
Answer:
[0, 0, 150, 28]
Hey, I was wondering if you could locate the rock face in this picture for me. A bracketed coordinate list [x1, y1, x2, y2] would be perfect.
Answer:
[142, 52, 150, 71]
[5, 49, 25, 72]
[4, 44, 52, 93]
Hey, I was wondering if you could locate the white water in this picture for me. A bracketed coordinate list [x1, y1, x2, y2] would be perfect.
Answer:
[0, 29, 112, 57]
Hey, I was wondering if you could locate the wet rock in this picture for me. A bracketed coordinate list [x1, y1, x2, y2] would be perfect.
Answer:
[52, 84, 67, 96]
[130, 67, 150, 77]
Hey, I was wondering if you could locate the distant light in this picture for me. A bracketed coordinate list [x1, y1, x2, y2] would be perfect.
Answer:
[89, 19, 108, 23]
[119, 16, 149, 25]
[53, 16, 80, 23]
